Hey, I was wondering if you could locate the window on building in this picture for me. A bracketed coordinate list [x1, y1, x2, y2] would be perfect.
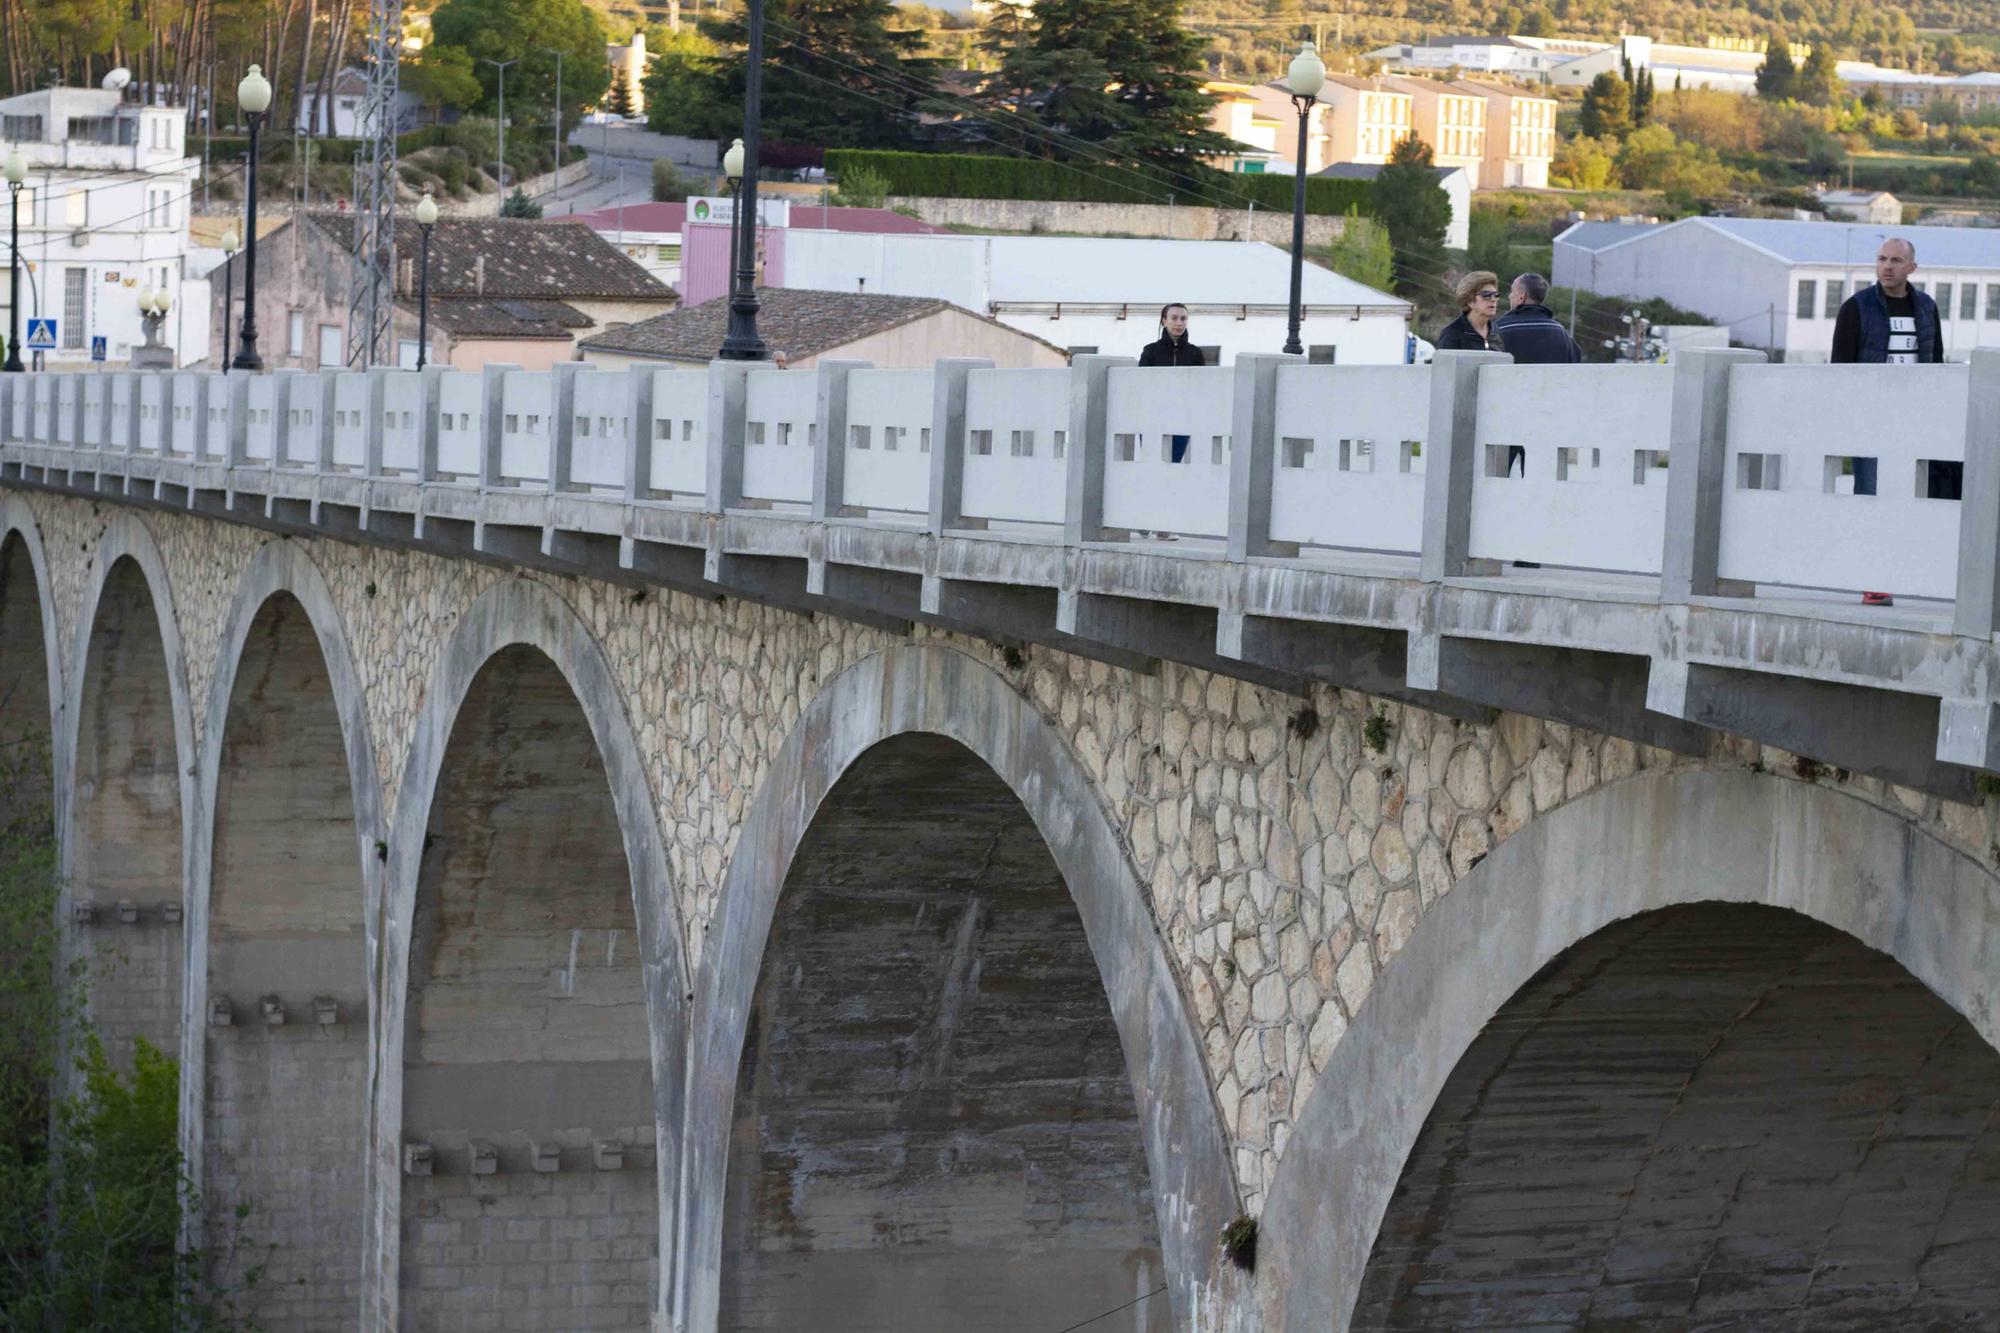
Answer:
[318, 325, 343, 367]
[1, 115, 42, 141]
[62, 269, 85, 348]
[64, 190, 85, 228]
[1963, 284, 1978, 320]
[1796, 279, 1816, 318]
[655, 243, 681, 263]
[287, 311, 306, 356]
[397, 339, 419, 369]
[1937, 282, 1953, 316]
[1824, 279, 1844, 318]
[67, 116, 119, 144]
[9, 188, 29, 227]
[1988, 285, 2000, 320]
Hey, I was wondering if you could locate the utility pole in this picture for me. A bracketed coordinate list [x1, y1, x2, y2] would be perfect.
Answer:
[541, 47, 564, 183]
[485, 57, 518, 214]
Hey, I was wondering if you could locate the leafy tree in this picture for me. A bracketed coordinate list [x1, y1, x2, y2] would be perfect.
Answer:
[1795, 43, 1840, 105]
[501, 186, 544, 217]
[1517, 4, 1557, 36]
[1971, 152, 2000, 196]
[404, 45, 484, 122]
[1551, 133, 1622, 189]
[698, 0, 939, 148]
[430, 0, 611, 137]
[1321, 210, 1393, 292]
[641, 26, 725, 138]
[1580, 72, 1633, 140]
[1615, 123, 1736, 195]
[1756, 35, 1797, 100]
[651, 158, 693, 201]
[1376, 134, 1451, 297]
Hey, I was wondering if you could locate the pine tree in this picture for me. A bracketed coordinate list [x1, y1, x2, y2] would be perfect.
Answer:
[978, 0, 1235, 185]
[1376, 134, 1450, 298]
[1796, 44, 1840, 105]
[1756, 35, 1797, 100]
[1632, 66, 1654, 125]
[1579, 72, 1633, 140]
[700, 0, 938, 148]
[603, 75, 634, 119]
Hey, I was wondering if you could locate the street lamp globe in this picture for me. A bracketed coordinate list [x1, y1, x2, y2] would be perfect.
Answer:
[222, 224, 240, 253]
[138, 284, 156, 311]
[1287, 41, 1325, 100]
[153, 289, 171, 314]
[415, 190, 439, 227]
[238, 65, 273, 116]
[2, 148, 24, 187]
[723, 138, 745, 182]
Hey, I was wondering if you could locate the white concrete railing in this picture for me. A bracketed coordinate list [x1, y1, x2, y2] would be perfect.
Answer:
[7, 350, 2000, 619]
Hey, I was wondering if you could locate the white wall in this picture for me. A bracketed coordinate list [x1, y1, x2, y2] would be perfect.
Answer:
[993, 308, 1410, 366]
[780, 230, 989, 308]
[1556, 226, 1789, 353]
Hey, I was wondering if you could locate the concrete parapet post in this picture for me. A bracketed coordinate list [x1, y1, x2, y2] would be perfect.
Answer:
[1227, 353, 1293, 562]
[267, 370, 299, 474]
[548, 363, 583, 491]
[926, 358, 990, 536]
[177, 375, 209, 461]
[1662, 347, 1763, 603]
[117, 372, 143, 456]
[704, 359, 751, 516]
[1418, 350, 1509, 582]
[223, 368, 251, 466]
[361, 370, 392, 477]
[810, 359, 868, 520]
[1954, 347, 2000, 640]
[475, 364, 513, 491]
[1064, 355, 1130, 546]
[415, 366, 444, 481]
[310, 371, 339, 471]
[623, 366, 655, 501]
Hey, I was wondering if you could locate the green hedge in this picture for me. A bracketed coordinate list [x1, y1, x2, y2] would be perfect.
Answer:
[824, 148, 1377, 216]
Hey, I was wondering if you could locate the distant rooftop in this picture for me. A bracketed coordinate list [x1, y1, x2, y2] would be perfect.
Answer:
[579, 287, 965, 363]
[567, 201, 948, 235]
[1559, 215, 2000, 269]
[971, 235, 1407, 309]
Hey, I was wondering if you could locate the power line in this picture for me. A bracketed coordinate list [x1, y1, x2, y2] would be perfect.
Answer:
[1050, 1283, 1166, 1333]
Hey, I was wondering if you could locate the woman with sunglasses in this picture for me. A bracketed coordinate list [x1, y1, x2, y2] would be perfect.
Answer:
[1437, 270, 1505, 353]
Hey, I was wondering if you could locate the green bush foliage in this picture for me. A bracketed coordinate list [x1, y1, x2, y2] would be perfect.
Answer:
[822, 148, 1378, 215]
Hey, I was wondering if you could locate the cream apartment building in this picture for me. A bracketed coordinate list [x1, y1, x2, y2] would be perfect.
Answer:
[1379, 75, 1487, 185]
[1318, 75, 1414, 164]
[1461, 80, 1557, 189]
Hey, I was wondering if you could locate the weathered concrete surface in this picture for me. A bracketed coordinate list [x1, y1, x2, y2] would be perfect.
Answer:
[1351, 903, 2000, 1330]
[1255, 769, 2000, 1332]
[64, 538, 192, 1072]
[199, 590, 369, 1326]
[370, 579, 688, 1333]
[401, 644, 657, 1331]
[0, 510, 57, 825]
[10, 484, 2000, 1330]
[720, 733, 1166, 1332]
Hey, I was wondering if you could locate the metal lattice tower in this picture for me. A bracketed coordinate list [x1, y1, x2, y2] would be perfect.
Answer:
[349, 0, 403, 367]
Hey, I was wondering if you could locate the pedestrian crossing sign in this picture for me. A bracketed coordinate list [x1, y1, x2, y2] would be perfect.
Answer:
[25, 318, 56, 350]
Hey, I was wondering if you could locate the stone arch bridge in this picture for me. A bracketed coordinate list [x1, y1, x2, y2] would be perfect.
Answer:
[4, 351, 2000, 1331]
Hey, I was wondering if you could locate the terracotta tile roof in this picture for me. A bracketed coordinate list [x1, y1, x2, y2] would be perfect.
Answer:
[308, 211, 676, 301]
[427, 296, 591, 339]
[578, 287, 963, 363]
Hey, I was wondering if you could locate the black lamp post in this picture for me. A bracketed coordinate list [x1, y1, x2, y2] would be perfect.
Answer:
[414, 190, 438, 369]
[219, 223, 239, 375]
[233, 64, 272, 371]
[3, 147, 24, 374]
[717, 0, 768, 360]
[1283, 40, 1325, 357]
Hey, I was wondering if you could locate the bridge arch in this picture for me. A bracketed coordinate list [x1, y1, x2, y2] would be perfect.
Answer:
[1257, 766, 2000, 1331]
[684, 643, 1241, 1332]
[366, 575, 687, 1333]
[0, 495, 62, 810]
[184, 539, 383, 1323]
[58, 510, 196, 1072]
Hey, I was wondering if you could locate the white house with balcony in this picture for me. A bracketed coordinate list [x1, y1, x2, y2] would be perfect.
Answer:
[775, 233, 1412, 365]
[0, 86, 207, 369]
[1555, 215, 2000, 362]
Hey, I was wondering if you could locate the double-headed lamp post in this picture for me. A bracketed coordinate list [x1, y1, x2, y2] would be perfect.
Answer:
[219, 224, 240, 375]
[414, 190, 439, 369]
[722, 138, 745, 306]
[4, 146, 25, 374]
[1283, 40, 1325, 357]
[233, 64, 272, 371]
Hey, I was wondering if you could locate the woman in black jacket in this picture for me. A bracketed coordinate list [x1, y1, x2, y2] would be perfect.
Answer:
[1436, 270, 1504, 353]
[1138, 302, 1205, 369]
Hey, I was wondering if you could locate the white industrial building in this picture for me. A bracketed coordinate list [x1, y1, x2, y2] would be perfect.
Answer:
[0, 85, 208, 368]
[1555, 215, 2000, 362]
[774, 233, 1412, 365]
